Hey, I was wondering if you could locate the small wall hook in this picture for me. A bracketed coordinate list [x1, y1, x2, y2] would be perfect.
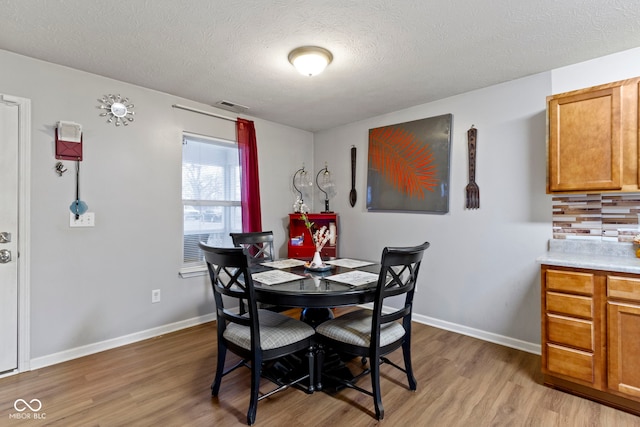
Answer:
[55, 162, 68, 176]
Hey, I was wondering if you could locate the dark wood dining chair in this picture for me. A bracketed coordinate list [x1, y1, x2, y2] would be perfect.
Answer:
[315, 241, 430, 420]
[231, 231, 285, 313]
[230, 231, 275, 266]
[199, 243, 316, 426]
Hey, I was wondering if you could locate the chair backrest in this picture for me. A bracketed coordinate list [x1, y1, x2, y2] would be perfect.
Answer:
[230, 231, 275, 266]
[371, 241, 430, 343]
[199, 242, 260, 348]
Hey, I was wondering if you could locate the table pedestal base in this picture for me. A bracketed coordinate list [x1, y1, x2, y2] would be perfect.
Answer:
[300, 307, 333, 328]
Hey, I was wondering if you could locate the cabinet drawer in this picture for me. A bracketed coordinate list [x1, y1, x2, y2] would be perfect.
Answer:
[547, 314, 593, 351]
[608, 276, 640, 302]
[547, 343, 594, 383]
[546, 292, 593, 318]
[287, 246, 336, 258]
[546, 270, 594, 295]
[287, 247, 311, 258]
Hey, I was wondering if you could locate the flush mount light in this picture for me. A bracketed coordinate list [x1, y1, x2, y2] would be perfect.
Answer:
[288, 46, 333, 77]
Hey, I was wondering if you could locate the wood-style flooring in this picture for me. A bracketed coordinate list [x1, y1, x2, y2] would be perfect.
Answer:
[1, 309, 639, 426]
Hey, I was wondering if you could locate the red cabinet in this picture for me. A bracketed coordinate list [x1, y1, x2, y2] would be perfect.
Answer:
[287, 213, 338, 258]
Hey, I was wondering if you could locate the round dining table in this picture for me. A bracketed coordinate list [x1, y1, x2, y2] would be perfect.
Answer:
[250, 260, 380, 325]
[250, 259, 381, 390]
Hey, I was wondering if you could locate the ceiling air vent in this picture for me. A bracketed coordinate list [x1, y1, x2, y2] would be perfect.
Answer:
[213, 100, 249, 114]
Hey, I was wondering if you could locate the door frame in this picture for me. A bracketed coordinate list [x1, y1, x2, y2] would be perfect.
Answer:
[0, 94, 31, 374]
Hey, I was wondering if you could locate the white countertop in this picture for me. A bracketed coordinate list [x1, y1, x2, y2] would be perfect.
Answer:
[537, 239, 640, 274]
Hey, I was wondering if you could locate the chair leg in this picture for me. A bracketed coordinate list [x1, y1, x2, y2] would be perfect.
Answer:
[247, 355, 262, 426]
[315, 345, 324, 391]
[211, 344, 227, 396]
[402, 339, 417, 391]
[307, 345, 315, 393]
[371, 357, 384, 420]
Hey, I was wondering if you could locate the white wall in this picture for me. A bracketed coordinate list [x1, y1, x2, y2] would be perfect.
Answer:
[314, 73, 553, 349]
[551, 47, 640, 94]
[0, 50, 313, 362]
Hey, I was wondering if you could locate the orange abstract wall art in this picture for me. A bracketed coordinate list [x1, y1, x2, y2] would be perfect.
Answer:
[366, 114, 452, 213]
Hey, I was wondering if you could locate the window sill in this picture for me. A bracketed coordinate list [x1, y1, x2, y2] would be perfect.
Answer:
[179, 265, 207, 278]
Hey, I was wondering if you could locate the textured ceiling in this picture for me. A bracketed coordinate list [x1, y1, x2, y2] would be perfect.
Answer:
[1, 0, 639, 132]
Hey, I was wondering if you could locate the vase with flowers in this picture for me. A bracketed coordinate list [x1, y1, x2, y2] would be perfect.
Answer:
[300, 211, 333, 267]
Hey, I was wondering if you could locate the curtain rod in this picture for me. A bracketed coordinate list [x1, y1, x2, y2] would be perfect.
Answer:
[171, 104, 237, 123]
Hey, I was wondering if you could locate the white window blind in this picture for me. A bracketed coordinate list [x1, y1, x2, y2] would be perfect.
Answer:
[182, 133, 241, 266]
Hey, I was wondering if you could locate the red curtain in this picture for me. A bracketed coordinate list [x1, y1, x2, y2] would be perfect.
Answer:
[237, 118, 262, 232]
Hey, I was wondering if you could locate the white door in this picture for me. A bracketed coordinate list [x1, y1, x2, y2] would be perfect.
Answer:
[0, 99, 19, 373]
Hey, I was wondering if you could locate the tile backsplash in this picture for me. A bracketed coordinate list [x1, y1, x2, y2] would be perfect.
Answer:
[552, 193, 640, 242]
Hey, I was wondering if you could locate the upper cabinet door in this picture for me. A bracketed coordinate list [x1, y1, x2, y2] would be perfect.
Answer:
[548, 85, 623, 192]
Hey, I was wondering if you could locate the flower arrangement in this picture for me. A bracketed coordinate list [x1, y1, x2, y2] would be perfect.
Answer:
[300, 211, 332, 253]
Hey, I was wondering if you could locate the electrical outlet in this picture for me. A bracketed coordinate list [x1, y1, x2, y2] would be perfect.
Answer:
[151, 289, 161, 304]
[69, 212, 95, 227]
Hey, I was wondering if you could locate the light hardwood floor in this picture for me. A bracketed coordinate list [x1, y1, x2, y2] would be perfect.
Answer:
[1, 310, 639, 426]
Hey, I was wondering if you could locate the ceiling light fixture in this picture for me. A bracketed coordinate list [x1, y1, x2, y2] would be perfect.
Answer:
[288, 46, 333, 77]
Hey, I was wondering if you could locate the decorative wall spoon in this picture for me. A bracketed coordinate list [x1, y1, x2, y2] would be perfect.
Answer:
[349, 146, 357, 207]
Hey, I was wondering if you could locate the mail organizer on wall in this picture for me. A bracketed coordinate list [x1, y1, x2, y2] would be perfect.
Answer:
[56, 121, 83, 161]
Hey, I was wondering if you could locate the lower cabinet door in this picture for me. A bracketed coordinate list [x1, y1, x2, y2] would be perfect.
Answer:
[608, 301, 640, 399]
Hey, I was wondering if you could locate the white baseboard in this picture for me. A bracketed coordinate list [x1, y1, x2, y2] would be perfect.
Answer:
[29, 313, 216, 370]
[411, 312, 541, 355]
[28, 307, 541, 373]
[359, 303, 540, 355]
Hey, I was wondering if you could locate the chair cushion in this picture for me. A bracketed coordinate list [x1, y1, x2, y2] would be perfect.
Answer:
[224, 309, 315, 350]
[316, 309, 405, 348]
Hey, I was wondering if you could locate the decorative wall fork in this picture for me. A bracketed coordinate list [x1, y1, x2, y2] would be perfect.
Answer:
[465, 125, 480, 209]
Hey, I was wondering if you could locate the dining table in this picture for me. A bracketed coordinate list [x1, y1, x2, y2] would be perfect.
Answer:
[250, 257, 381, 323]
[248, 257, 382, 391]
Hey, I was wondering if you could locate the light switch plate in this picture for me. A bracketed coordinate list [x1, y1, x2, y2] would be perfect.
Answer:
[70, 212, 95, 227]
[152, 289, 161, 303]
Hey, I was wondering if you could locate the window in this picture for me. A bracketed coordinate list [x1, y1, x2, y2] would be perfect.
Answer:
[182, 133, 242, 267]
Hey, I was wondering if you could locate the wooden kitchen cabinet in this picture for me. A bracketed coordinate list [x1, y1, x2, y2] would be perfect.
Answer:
[287, 213, 338, 258]
[607, 276, 640, 400]
[546, 76, 640, 193]
[541, 265, 640, 415]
